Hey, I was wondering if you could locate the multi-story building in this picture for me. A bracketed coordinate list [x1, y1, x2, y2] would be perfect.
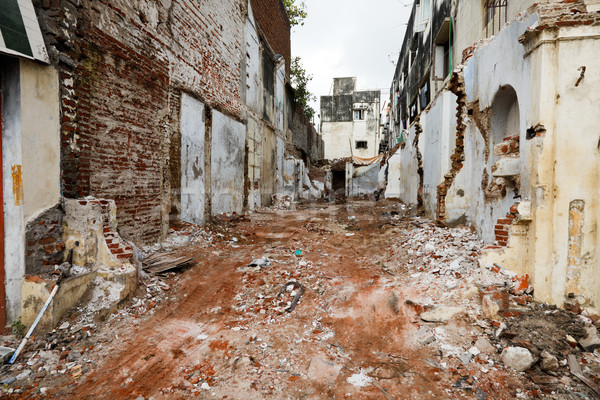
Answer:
[320, 77, 380, 160]
[386, 0, 600, 312]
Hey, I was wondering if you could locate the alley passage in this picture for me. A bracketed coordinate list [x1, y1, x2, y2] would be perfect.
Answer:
[3, 201, 599, 399]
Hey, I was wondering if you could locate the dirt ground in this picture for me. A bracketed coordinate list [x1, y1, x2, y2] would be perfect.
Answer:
[1, 201, 600, 399]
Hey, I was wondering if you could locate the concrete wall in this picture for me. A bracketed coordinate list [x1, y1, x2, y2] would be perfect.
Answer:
[321, 121, 353, 160]
[511, 18, 600, 311]
[20, 60, 60, 223]
[211, 110, 245, 215]
[245, 3, 261, 115]
[1, 60, 25, 321]
[421, 91, 456, 217]
[180, 94, 205, 225]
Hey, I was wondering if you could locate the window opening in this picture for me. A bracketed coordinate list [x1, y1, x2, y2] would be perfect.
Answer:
[355, 141, 368, 149]
[485, 0, 507, 37]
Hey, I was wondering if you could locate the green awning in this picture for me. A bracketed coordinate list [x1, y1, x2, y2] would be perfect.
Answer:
[0, 0, 48, 62]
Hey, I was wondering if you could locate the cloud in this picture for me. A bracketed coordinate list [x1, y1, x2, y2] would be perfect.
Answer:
[291, 0, 413, 120]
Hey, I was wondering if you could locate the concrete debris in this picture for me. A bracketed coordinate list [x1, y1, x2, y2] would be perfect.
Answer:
[579, 326, 600, 352]
[501, 347, 537, 372]
[307, 357, 342, 384]
[3, 202, 599, 399]
[414, 326, 436, 346]
[541, 350, 559, 372]
[420, 307, 464, 323]
[474, 336, 495, 354]
[346, 370, 373, 387]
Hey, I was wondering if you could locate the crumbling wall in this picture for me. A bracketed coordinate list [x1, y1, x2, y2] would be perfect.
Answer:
[33, 0, 246, 245]
[179, 94, 206, 225]
[211, 111, 245, 215]
[248, 0, 291, 77]
[25, 205, 64, 276]
[348, 163, 380, 198]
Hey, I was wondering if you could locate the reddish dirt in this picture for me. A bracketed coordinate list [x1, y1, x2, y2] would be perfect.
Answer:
[2, 202, 546, 399]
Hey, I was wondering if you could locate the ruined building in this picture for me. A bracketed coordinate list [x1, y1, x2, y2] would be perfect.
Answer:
[0, 0, 323, 328]
[320, 77, 381, 160]
[385, 0, 600, 312]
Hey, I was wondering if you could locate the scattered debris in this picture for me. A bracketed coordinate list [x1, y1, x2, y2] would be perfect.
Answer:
[501, 347, 537, 372]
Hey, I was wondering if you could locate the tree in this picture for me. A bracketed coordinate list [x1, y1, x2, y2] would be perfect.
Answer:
[282, 0, 307, 27]
[290, 57, 316, 120]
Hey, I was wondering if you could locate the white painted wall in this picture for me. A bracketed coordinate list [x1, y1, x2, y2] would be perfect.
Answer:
[180, 94, 205, 225]
[2, 61, 25, 321]
[211, 111, 245, 215]
[421, 91, 457, 218]
[245, 3, 261, 114]
[20, 60, 61, 224]
[275, 65, 285, 132]
[321, 121, 353, 160]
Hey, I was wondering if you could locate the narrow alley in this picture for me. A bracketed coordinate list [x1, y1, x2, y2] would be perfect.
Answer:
[1, 201, 599, 399]
[1, 0, 600, 398]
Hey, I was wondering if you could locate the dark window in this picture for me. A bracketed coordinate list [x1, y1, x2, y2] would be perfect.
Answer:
[353, 109, 364, 120]
[355, 141, 368, 149]
[485, 0, 508, 37]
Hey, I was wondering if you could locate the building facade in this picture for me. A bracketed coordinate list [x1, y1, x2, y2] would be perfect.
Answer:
[320, 77, 381, 160]
[385, 0, 600, 312]
[0, 0, 322, 328]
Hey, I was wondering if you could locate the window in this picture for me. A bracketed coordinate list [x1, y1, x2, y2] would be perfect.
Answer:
[354, 109, 364, 120]
[355, 141, 368, 149]
[434, 19, 452, 80]
[485, 0, 507, 37]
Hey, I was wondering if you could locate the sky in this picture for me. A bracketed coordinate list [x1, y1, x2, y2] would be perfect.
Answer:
[291, 0, 414, 122]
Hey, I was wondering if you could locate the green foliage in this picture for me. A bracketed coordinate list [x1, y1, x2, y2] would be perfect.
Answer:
[290, 57, 316, 121]
[282, 0, 307, 27]
[11, 317, 26, 338]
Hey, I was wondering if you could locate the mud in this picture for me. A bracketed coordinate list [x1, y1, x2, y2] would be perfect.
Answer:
[1, 202, 599, 399]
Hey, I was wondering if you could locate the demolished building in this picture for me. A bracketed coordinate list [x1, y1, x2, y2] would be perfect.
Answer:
[385, 0, 600, 312]
[0, 0, 323, 329]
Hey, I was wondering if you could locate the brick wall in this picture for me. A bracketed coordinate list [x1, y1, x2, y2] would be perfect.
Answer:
[25, 206, 64, 275]
[34, 0, 245, 245]
[250, 0, 291, 76]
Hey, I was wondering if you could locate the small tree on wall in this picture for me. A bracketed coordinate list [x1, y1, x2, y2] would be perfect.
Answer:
[290, 57, 316, 120]
[282, 0, 307, 27]
[283, 0, 316, 120]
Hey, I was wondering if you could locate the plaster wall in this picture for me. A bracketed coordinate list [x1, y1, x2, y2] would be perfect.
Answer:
[321, 122, 353, 160]
[385, 125, 420, 204]
[20, 60, 60, 224]
[275, 65, 285, 132]
[349, 163, 380, 198]
[454, 0, 541, 66]
[1, 60, 24, 321]
[180, 94, 205, 225]
[523, 25, 600, 310]
[246, 116, 262, 211]
[211, 110, 245, 215]
[352, 100, 380, 159]
[421, 91, 456, 218]
[245, 4, 261, 115]
[446, 15, 534, 241]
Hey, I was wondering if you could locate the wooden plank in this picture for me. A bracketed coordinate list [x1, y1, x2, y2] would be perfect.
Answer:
[144, 257, 194, 274]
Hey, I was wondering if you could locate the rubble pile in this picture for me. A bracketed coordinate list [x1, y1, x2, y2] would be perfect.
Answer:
[388, 217, 600, 399]
[1, 203, 600, 399]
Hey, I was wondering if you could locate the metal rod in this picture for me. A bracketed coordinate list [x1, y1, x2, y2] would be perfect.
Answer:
[9, 281, 60, 364]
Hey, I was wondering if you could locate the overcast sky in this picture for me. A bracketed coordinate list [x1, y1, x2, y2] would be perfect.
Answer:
[291, 0, 414, 120]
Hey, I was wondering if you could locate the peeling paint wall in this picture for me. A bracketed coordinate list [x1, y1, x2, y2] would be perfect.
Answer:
[1, 59, 25, 321]
[20, 60, 60, 223]
[211, 110, 245, 215]
[321, 79, 380, 160]
[389, 1, 600, 312]
[180, 94, 205, 225]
